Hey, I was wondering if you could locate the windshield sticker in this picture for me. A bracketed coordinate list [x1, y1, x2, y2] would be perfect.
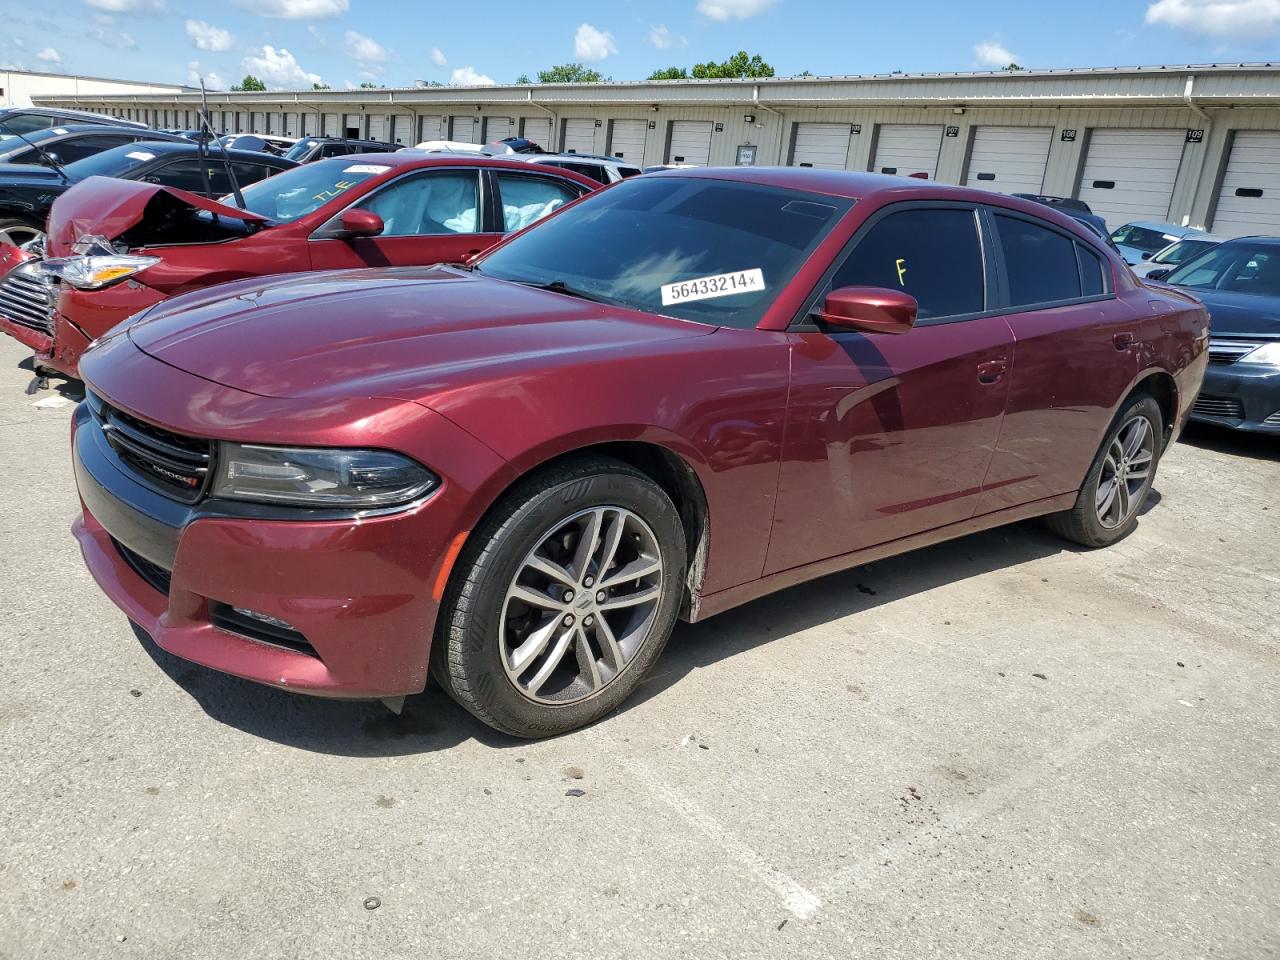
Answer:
[661, 269, 765, 306]
[126, 151, 156, 162]
[52, 127, 68, 135]
[343, 164, 391, 174]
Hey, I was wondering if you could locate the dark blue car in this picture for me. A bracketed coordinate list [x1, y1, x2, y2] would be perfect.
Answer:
[1150, 236, 1280, 433]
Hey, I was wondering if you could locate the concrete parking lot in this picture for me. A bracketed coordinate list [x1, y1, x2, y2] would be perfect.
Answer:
[0, 334, 1276, 960]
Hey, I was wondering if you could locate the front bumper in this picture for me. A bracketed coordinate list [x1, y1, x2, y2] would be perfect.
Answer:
[1191, 361, 1280, 434]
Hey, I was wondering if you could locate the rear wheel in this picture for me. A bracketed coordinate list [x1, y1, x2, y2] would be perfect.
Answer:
[0, 217, 43, 247]
[433, 457, 686, 738]
[1048, 393, 1162, 548]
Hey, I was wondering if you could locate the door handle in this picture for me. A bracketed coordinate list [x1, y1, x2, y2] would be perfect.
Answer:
[976, 358, 1008, 384]
[1113, 332, 1135, 351]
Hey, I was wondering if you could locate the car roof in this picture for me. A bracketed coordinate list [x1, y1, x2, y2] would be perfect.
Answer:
[122, 140, 297, 164]
[1218, 235, 1280, 246]
[15, 123, 178, 138]
[1122, 221, 1194, 232]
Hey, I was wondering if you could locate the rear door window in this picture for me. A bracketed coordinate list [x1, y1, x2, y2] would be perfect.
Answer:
[831, 207, 985, 321]
[994, 214, 1082, 307]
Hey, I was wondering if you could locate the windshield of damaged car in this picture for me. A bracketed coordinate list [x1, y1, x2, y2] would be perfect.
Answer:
[473, 176, 851, 328]
[232, 158, 385, 222]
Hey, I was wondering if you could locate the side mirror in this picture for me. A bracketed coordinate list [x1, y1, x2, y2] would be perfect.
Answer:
[338, 208, 384, 239]
[1141, 252, 1154, 261]
[1145, 268, 1172, 282]
[816, 286, 917, 335]
[39, 151, 62, 166]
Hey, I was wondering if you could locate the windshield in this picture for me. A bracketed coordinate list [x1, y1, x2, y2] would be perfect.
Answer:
[0, 128, 56, 157]
[1165, 243, 1280, 296]
[474, 176, 851, 328]
[1151, 238, 1215, 265]
[63, 142, 167, 180]
[284, 139, 322, 162]
[1111, 224, 1181, 255]
[232, 157, 388, 222]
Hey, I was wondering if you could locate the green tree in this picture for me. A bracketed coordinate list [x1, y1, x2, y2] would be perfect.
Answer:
[647, 66, 688, 80]
[691, 51, 774, 79]
[358, 81, 385, 88]
[230, 74, 266, 92]
[1003, 62, 1024, 71]
[515, 73, 532, 84]
[312, 82, 331, 90]
[533, 62, 607, 83]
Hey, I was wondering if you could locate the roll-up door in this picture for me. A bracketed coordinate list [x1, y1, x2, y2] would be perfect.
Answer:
[607, 119, 648, 162]
[667, 120, 713, 165]
[417, 116, 443, 142]
[1211, 131, 1280, 237]
[521, 117, 552, 149]
[250, 111, 265, 133]
[482, 116, 512, 143]
[963, 126, 1053, 194]
[323, 113, 340, 136]
[872, 124, 943, 180]
[390, 115, 410, 145]
[366, 115, 387, 141]
[449, 115, 478, 142]
[790, 122, 852, 169]
[1075, 128, 1186, 230]
[562, 118, 596, 154]
[235, 111, 249, 133]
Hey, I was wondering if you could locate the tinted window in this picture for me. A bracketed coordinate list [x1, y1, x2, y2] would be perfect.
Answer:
[495, 173, 579, 231]
[1110, 224, 1179, 255]
[52, 134, 136, 164]
[549, 160, 608, 183]
[357, 170, 479, 235]
[832, 208, 984, 320]
[0, 112, 54, 134]
[995, 214, 1081, 307]
[65, 143, 169, 180]
[231, 162, 282, 186]
[1078, 244, 1105, 297]
[139, 158, 215, 193]
[618, 167, 642, 178]
[475, 177, 850, 329]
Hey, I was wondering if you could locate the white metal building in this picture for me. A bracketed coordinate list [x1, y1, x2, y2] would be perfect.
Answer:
[1, 69, 186, 108]
[29, 63, 1280, 235]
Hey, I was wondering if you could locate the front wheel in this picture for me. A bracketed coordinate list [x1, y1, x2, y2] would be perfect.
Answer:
[433, 457, 687, 738]
[1048, 393, 1163, 548]
[0, 217, 43, 247]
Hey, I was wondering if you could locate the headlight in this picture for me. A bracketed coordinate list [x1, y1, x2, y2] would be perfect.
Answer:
[1240, 342, 1280, 366]
[212, 443, 438, 509]
[41, 254, 160, 290]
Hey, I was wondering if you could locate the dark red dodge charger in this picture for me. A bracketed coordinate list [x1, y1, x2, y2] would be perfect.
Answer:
[71, 168, 1209, 737]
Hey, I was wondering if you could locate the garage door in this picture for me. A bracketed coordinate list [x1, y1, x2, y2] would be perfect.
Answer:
[321, 113, 338, 136]
[418, 116, 442, 142]
[521, 117, 551, 149]
[482, 117, 512, 143]
[790, 122, 852, 169]
[391, 115, 410, 145]
[236, 111, 249, 133]
[1076, 128, 1186, 230]
[872, 124, 943, 180]
[963, 126, 1052, 194]
[449, 115, 478, 142]
[562, 118, 596, 154]
[1211, 131, 1280, 238]
[608, 119, 648, 162]
[343, 114, 363, 138]
[283, 112, 298, 136]
[366, 115, 387, 141]
[668, 120, 713, 165]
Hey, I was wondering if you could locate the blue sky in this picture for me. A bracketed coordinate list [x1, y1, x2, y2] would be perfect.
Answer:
[3, 0, 1278, 91]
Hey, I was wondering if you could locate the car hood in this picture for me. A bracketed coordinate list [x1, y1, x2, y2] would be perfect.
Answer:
[45, 176, 267, 257]
[1186, 287, 1280, 338]
[125, 267, 715, 401]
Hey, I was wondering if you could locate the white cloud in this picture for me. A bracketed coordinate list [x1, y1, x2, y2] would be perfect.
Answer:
[974, 39, 1020, 67]
[696, 0, 776, 21]
[1145, 0, 1280, 38]
[431, 47, 447, 66]
[242, 45, 323, 88]
[37, 47, 62, 64]
[648, 24, 687, 49]
[84, 0, 164, 11]
[344, 30, 387, 64]
[186, 19, 234, 52]
[94, 27, 137, 49]
[232, 0, 349, 19]
[449, 65, 494, 86]
[574, 23, 617, 61]
[187, 61, 224, 90]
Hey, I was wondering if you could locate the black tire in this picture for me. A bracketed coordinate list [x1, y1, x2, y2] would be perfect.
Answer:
[1047, 393, 1163, 548]
[432, 456, 687, 738]
[0, 216, 43, 247]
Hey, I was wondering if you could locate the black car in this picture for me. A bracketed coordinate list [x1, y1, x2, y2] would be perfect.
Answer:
[0, 107, 148, 135]
[1012, 194, 1110, 234]
[282, 137, 399, 163]
[0, 124, 185, 166]
[0, 140, 296, 245]
[1148, 236, 1280, 434]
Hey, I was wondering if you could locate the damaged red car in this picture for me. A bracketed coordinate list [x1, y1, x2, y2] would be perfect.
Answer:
[0, 152, 596, 378]
[71, 169, 1208, 738]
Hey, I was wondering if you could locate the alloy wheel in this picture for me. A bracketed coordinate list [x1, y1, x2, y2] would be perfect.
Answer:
[1095, 414, 1155, 529]
[500, 506, 664, 705]
[0, 224, 43, 247]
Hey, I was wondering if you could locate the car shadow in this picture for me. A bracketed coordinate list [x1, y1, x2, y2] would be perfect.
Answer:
[17, 355, 84, 401]
[129, 501, 1161, 757]
[1178, 422, 1279, 462]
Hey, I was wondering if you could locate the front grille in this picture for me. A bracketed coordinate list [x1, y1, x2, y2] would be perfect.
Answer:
[209, 603, 318, 657]
[0, 262, 55, 335]
[112, 538, 172, 595]
[1193, 395, 1245, 419]
[1264, 411, 1280, 426]
[1207, 338, 1262, 364]
[88, 392, 214, 504]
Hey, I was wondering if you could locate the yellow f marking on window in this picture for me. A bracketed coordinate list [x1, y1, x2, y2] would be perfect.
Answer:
[896, 258, 907, 286]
